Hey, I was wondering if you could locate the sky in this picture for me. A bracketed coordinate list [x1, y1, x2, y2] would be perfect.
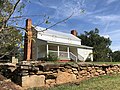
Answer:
[16, 0, 120, 51]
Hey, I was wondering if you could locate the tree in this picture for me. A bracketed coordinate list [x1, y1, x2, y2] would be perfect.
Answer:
[78, 28, 112, 62]
[111, 51, 120, 62]
[0, 0, 24, 59]
[0, 27, 23, 59]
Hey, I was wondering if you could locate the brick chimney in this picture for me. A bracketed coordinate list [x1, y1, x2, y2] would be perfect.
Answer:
[71, 30, 77, 36]
[24, 19, 32, 61]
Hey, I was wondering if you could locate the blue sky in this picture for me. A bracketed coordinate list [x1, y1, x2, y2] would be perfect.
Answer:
[16, 0, 120, 51]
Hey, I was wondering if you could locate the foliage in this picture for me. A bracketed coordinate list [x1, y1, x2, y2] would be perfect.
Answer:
[78, 28, 112, 62]
[111, 51, 120, 62]
[45, 53, 59, 61]
[0, 27, 23, 59]
[0, 0, 25, 59]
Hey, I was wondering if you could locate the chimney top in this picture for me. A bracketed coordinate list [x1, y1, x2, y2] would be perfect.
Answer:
[71, 30, 77, 36]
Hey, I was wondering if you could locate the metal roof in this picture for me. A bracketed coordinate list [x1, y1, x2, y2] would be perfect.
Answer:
[33, 26, 92, 49]
[34, 26, 81, 41]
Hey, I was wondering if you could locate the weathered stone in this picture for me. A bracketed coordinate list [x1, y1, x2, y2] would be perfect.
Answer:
[80, 67, 87, 70]
[87, 75, 91, 78]
[82, 73, 88, 76]
[59, 67, 66, 72]
[99, 71, 105, 75]
[56, 71, 76, 84]
[90, 69, 96, 73]
[97, 70, 102, 73]
[46, 73, 57, 79]
[94, 67, 99, 70]
[73, 71, 78, 74]
[102, 64, 107, 66]
[94, 72, 99, 76]
[87, 67, 92, 71]
[46, 79, 56, 85]
[72, 68, 77, 71]
[90, 74, 94, 77]
[92, 66, 95, 69]
[76, 75, 83, 79]
[22, 75, 45, 88]
[66, 69, 72, 73]
[37, 71, 53, 75]
[64, 65, 72, 69]
[87, 72, 90, 75]
[43, 64, 60, 71]
[70, 64, 79, 68]
[109, 70, 113, 73]
[36, 71, 44, 75]
[79, 70, 87, 74]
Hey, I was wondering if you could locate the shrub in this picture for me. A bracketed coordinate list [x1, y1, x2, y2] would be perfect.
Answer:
[45, 53, 59, 61]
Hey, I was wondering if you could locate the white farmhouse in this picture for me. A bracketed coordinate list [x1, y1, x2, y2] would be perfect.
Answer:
[33, 26, 93, 62]
[24, 19, 93, 62]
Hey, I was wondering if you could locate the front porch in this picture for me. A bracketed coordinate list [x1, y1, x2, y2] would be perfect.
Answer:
[47, 44, 78, 62]
[37, 42, 79, 62]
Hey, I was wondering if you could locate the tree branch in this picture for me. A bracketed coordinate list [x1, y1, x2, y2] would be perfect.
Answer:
[6, 0, 21, 25]
[46, 12, 74, 30]
[37, 12, 74, 32]
[0, 0, 21, 32]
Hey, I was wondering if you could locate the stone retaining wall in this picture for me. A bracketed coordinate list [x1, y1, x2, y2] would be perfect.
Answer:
[12, 62, 120, 89]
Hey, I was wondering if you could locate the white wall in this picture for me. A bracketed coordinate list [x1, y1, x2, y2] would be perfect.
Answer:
[77, 48, 93, 61]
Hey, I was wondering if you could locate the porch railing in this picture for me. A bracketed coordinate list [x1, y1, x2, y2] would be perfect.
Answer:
[49, 50, 78, 61]
[69, 52, 77, 62]
[48, 50, 58, 56]
[59, 51, 68, 59]
[78, 54, 84, 61]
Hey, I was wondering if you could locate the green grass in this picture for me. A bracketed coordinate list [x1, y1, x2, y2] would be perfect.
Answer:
[48, 74, 120, 90]
[91, 62, 120, 64]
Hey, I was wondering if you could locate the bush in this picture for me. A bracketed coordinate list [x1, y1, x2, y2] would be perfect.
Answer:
[45, 53, 59, 61]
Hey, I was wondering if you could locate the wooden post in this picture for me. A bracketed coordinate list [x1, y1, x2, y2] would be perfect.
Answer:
[24, 19, 32, 61]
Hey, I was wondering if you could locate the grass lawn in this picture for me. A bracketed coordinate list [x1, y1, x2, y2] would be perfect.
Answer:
[91, 62, 120, 65]
[48, 74, 120, 90]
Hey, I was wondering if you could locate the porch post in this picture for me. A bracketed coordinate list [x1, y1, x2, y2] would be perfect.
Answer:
[57, 45, 59, 57]
[67, 47, 70, 58]
[47, 44, 49, 57]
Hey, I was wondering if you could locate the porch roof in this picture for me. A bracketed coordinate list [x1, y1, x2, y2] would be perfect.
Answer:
[47, 41, 93, 49]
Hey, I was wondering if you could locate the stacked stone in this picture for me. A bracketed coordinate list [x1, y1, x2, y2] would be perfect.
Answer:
[12, 62, 120, 89]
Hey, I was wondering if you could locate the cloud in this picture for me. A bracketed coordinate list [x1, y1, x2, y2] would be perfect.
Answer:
[86, 8, 107, 15]
[101, 35, 110, 38]
[95, 15, 120, 22]
[105, 29, 120, 51]
[32, 1, 57, 9]
[33, 0, 85, 18]
[55, 0, 84, 17]
[110, 45, 120, 51]
[106, 0, 118, 4]
[107, 29, 120, 34]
